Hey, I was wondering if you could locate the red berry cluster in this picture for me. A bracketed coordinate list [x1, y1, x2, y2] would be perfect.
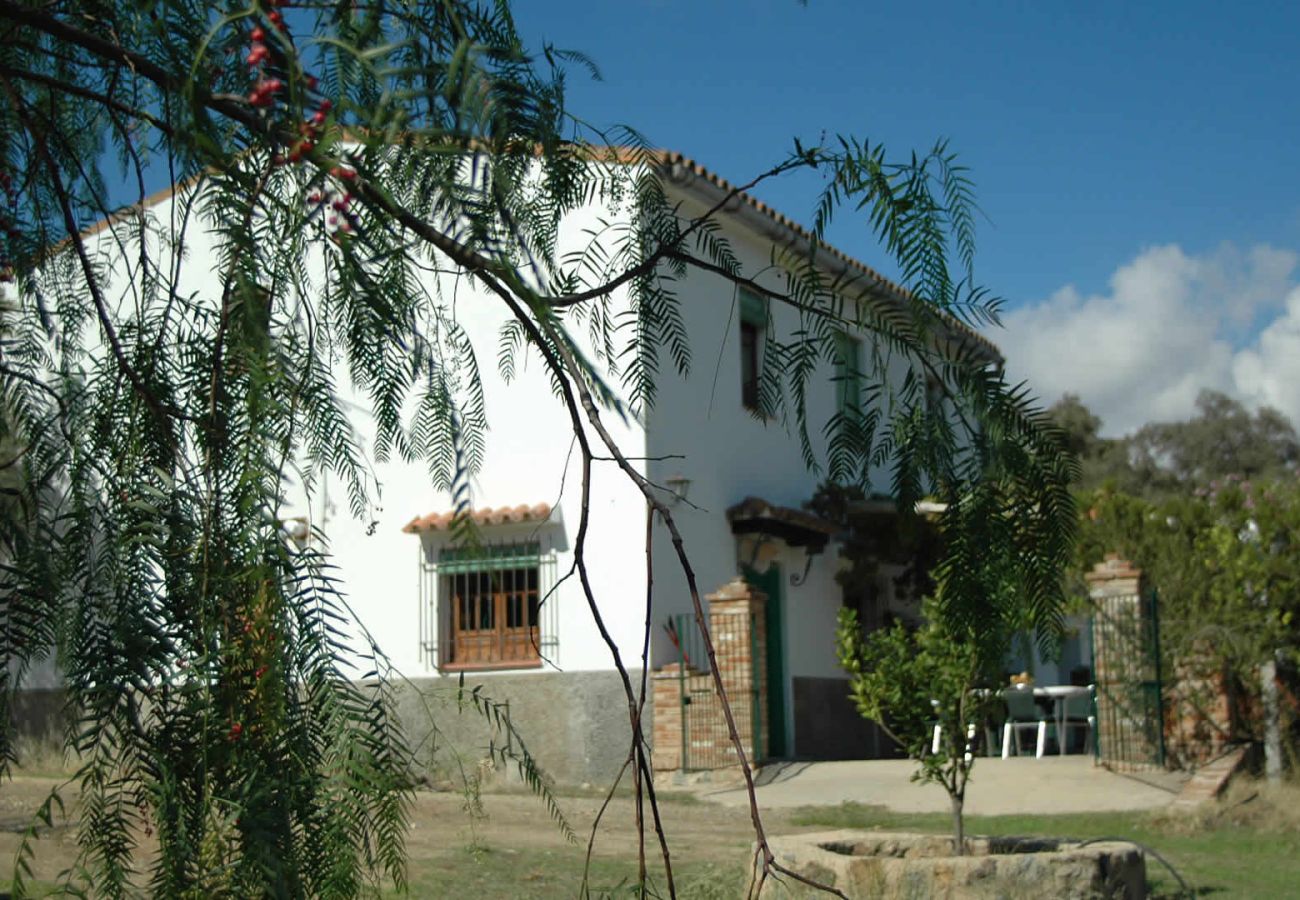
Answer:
[245, 11, 289, 109]
[240, 3, 360, 238]
[243, 3, 331, 153]
[307, 166, 358, 236]
[225, 601, 282, 744]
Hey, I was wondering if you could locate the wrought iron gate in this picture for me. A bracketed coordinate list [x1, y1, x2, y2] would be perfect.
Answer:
[1091, 588, 1166, 771]
[665, 612, 762, 771]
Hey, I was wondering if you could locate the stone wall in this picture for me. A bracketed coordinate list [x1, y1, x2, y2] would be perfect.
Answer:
[766, 830, 1146, 900]
[1164, 653, 1233, 768]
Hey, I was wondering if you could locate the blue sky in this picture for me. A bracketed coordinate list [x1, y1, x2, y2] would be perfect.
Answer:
[513, 1, 1300, 434]
[88, 2, 1298, 434]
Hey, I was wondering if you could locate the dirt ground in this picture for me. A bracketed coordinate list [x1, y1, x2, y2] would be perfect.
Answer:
[0, 775, 807, 895]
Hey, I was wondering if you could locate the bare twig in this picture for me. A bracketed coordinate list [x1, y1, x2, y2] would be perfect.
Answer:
[580, 755, 630, 898]
[524, 311, 846, 898]
[481, 282, 679, 895]
[636, 503, 655, 887]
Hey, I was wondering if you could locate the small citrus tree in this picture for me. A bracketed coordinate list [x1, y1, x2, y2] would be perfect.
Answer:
[836, 599, 1005, 853]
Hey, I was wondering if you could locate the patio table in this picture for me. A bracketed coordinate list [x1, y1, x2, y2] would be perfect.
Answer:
[1032, 684, 1092, 755]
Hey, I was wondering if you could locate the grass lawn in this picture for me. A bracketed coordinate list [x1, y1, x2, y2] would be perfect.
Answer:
[405, 846, 744, 899]
[397, 779, 1300, 898]
[7, 773, 1300, 897]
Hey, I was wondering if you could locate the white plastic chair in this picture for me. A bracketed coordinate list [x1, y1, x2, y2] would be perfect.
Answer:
[931, 721, 980, 762]
[1060, 686, 1096, 754]
[1001, 686, 1051, 758]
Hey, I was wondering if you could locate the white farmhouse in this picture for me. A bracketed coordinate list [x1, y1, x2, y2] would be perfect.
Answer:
[48, 150, 1007, 784]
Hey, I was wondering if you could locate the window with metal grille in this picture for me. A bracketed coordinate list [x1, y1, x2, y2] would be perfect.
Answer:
[418, 540, 559, 671]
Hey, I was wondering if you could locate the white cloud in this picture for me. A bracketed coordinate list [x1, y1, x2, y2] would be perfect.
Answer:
[1233, 286, 1300, 422]
[996, 243, 1300, 436]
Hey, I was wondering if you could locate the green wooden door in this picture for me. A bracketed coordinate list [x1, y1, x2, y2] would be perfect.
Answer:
[743, 563, 786, 758]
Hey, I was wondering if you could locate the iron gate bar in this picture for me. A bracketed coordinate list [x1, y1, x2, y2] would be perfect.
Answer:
[670, 612, 761, 771]
[1090, 587, 1165, 772]
[1151, 589, 1167, 767]
[751, 610, 762, 762]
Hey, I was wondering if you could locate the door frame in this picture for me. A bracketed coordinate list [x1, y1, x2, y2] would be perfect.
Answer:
[742, 562, 787, 759]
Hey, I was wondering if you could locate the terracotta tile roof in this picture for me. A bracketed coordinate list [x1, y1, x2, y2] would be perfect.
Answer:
[642, 149, 1001, 362]
[70, 145, 999, 361]
[402, 502, 552, 534]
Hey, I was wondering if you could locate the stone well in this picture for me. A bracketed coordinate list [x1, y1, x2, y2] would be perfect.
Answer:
[764, 830, 1145, 899]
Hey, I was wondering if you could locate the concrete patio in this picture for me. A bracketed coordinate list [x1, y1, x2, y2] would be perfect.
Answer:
[696, 756, 1185, 815]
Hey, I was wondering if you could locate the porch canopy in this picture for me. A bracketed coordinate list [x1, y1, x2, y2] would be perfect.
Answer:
[725, 496, 838, 551]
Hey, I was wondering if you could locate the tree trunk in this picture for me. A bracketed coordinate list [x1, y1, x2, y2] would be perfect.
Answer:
[1262, 656, 1282, 785]
[950, 793, 966, 856]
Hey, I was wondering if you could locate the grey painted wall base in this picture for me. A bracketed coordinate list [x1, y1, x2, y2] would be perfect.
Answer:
[792, 677, 899, 760]
[9, 688, 66, 742]
[7, 688, 67, 766]
[394, 669, 647, 787]
[9, 671, 645, 788]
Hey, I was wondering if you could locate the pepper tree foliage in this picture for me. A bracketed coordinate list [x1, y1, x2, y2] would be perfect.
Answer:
[0, 0, 1074, 895]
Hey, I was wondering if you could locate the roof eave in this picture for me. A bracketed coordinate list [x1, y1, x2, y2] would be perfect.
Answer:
[658, 155, 1004, 367]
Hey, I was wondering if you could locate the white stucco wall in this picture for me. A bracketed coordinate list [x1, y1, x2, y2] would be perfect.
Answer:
[48, 158, 950, 701]
[642, 184, 900, 677]
[278, 198, 654, 676]
[66, 172, 653, 680]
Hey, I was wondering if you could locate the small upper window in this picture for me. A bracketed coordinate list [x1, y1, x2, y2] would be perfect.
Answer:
[739, 289, 767, 414]
[833, 330, 862, 417]
[924, 373, 945, 413]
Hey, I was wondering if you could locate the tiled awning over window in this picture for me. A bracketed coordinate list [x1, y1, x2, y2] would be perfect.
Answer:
[402, 502, 551, 534]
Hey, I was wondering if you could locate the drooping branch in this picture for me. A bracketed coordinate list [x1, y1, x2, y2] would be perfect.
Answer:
[541, 155, 815, 309]
[2, 73, 189, 447]
[0, 4, 1076, 897]
[0, 63, 173, 134]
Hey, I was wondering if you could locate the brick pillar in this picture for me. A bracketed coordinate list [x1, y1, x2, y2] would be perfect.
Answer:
[649, 576, 769, 773]
[651, 664, 687, 771]
[707, 577, 767, 765]
[1087, 554, 1158, 769]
